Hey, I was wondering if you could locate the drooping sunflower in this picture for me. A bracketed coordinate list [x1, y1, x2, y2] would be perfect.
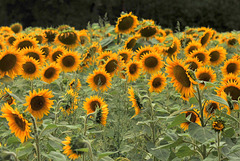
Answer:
[184, 41, 202, 55]
[0, 88, 16, 105]
[87, 68, 112, 91]
[95, 104, 109, 126]
[49, 46, 66, 62]
[212, 119, 225, 132]
[180, 110, 201, 131]
[126, 60, 142, 82]
[24, 89, 54, 119]
[199, 29, 213, 47]
[190, 48, 210, 65]
[124, 34, 140, 49]
[0, 47, 23, 78]
[97, 50, 113, 65]
[208, 46, 227, 66]
[83, 95, 106, 114]
[21, 56, 40, 80]
[1, 103, 32, 143]
[138, 25, 159, 40]
[10, 23, 23, 33]
[163, 37, 181, 57]
[78, 29, 90, 46]
[43, 28, 58, 44]
[195, 67, 216, 89]
[41, 63, 61, 84]
[117, 48, 132, 64]
[141, 52, 163, 74]
[128, 87, 143, 119]
[104, 54, 122, 77]
[203, 100, 220, 118]
[13, 35, 38, 50]
[115, 12, 139, 34]
[40, 45, 51, 58]
[55, 30, 79, 48]
[21, 47, 45, 65]
[148, 72, 166, 93]
[221, 59, 240, 76]
[166, 57, 195, 99]
[69, 78, 81, 90]
[226, 37, 239, 47]
[184, 57, 202, 71]
[60, 89, 79, 115]
[134, 45, 156, 61]
[57, 51, 81, 72]
[57, 24, 74, 31]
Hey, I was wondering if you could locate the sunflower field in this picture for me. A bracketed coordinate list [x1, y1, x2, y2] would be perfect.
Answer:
[0, 12, 240, 161]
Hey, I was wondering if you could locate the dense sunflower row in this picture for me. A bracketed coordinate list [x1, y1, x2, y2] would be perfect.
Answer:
[0, 12, 239, 160]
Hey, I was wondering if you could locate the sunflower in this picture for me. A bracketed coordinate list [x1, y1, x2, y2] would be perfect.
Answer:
[84, 42, 102, 64]
[195, 67, 216, 89]
[49, 46, 66, 62]
[185, 28, 197, 35]
[57, 51, 80, 72]
[180, 35, 194, 47]
[104, 54, 122, 77]
[208, 46, 227, 66]
[158, 28, 166, 37]
[118, 48, 132, 64]
[203, 100, 220, 118]
[184, 57, 202, 71]
[1, 103, 32, 143]
[128, 87, 143, 118]
[115, 12, 139, 34]
[96, 104, 109, 126]
[43, 29, 58, 43]
[83, 95, 106, 114]
[141, 52, 163, 74]
[164, 28, 173, 36]
[41, 63, 61, 84]
[138, 25, 159, 39]
[55, 30, 79, 48]
[13, 35, 38, 50]
[40, 45, 51, 58]
[0, 88, 16, 105]
[148, 72, 166, 93]
[226, 37, 239, 47]
[180, 110, 201, 131]
[62, 136, 87, 160]
[87, 68, 111, 91]
[10, 23, 22, 33]
[166, 57, 195, 99]
[232, 54, 240, 61]
[0, 47, 23, 78]
[216, 81, 240, 110]
[163, 37, 181, 57]
[21, 47, 45, 65]
[57, 24, 74, 31]
[0, 41, 6, 51]
[135, 45, 156, 61]
[199, 29, 213, 47]
[184, 41, 202, 55]
[60, 89, 78, 115]
[5, 35, 17, 46]
[0, 26, 14, 35]
[126, 60, 142, 82]
[69, 78, 81, 90]
[78, 29, 90, 46]
[212, 119, 225, 132]
[97, 51, 112, 65]
[21, 56, 40, 80]
[221, 59, 240, 76]
[124, 35, 140, 49]
[24, 89, 54, 119]
[190, 48, 210, 65]
[222, 73, 240, 85]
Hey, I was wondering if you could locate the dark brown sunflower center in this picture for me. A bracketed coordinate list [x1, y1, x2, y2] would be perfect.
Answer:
[152, 77, 162, 88]
[209, 51, 220, 62]
[0, 54, 17, 71]
[226, 63, 237, 74]
[228, 38, 237, 46]
[105, 60, 118, 73]
[207, 103, 218, 114]
[52, 51, 63, 62]
[126, 38, 137, 49]
[186, 112, 197, 122]
[58, 32, 78, 45]
[200, 32, 210, 46]
[224, 86, 240, 101]
[23, 62, 36, 74]
[11, 25, 21, 33]
[198, 73, 211, 82]
[30, 96, 45, 111]
[129, 64, 137, 74]
[173, 65, 191, 87]
[17, 40, 33, 50]
[139, 50, 150, 60]
[194, 53, 205, 63]
[144, 56, 158, 68]
[26, 52, 40, 62]
[62, 55, 75, 67]
[166, 42, 177, 56]
[13, 114, 26, 131]
[186, 61, 198, 71]
[120, 53, 128, 63]
[188, 46, 198, 54]
[90, 101, 101, 111]
[140, 26, 157, 38]
[8, 36, 16, 45]
[34, 35, 43, 44]
[118, 16, 134, 31]
[44, 67, 56, 79]
[41, 47, 50, 57]
[93, 74, 107, 86]
[45, 31, 56, 43]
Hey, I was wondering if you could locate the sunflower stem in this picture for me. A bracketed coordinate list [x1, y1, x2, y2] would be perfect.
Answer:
[31, 115, 41, 161]
[217, 132, 221, 161]
[30, 80, 34, 92]
[83, 113, 94, 136]
[196, 85, 205, 127]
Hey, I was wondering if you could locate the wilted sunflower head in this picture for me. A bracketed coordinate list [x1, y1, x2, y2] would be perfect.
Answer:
[10, 23, 23, 33]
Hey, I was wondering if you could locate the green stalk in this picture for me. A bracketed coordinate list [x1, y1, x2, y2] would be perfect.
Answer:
[196, 84, 205, 127]
[217, 132, 221, 161]
[31, 115, 41, 161]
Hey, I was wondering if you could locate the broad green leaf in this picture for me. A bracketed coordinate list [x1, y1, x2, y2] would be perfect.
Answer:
[215, 109, 239, 123]
[48, 151, 66, 161]
[188, 123, 215, 143]
[176, 145, 195, 158]
[100, 36, 114, 48]
[99, 156, 114, 161]
[40, 124, 57, 137]
[7, 136, 20, 144]
[16, 142, 33, 159]
[147, 142, 170, 161]
[168, 113, 187, 128]
[223, 127, 235, 137]
[98, 151, 118, 159]
[119, 145, 134, 153]
[205, 94, 229, 107]
[153, 137, 184, 150]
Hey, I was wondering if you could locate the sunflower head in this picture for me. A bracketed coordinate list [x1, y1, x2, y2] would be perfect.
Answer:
[221, 58, 240, 76]
[124, 34, 140, 49]
[126, 60, 142, 82]
[104, 54, 122, 77]
[195, 67, 216, 89]
[78, 29, 90, 46]
[21, 56, 40, 80]
[0, 88, 16, 105]
[184, 41, 202, 55]
[60, 89, 78, 115]
[41, 62, 61, 84]
[203, 100, 220, 118]
[83, 95, 106, 115]
[148, 72, 166, 93]
[138, 25, 159, 39]
[49, 46, 66, 62]
[57, 51, 81, 72]
[185, 57, 202, 71]
[163, 37, 181, 57]
[180, 110, 201, 131]
[128, 87, 143, 118]
[212, 119, 225, 132]
[118, 48, 132, 64]
[208, 46, 227, 66]
[10, 23, 23, 33]
[190, 48, 210, 65]
[226, 37, 239, 47]
[141, 51, 163, 74]
[13, 35, 38, 50]
[55, 30, 79, 48]
[199, 29, 213, 47]
[5, 35, 17, 46]
[40, 45, 51, 58]
[95, 104, 109, 126]
[21, 47, 45, 65]
[43, 28, 58, 43]
[115, 12, 139, 34]
[57, 24, 74, 31]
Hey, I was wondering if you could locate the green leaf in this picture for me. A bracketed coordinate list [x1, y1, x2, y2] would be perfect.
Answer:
[119, 145, 134, 153]
[48, 151, 66, 161]
[215, 109, 239, 123]
[99, 156, 114, 161]
[153, 137, 184, 150]
[223, 127, 235, 137]
[40, 124, 57, 137]
[7, 136, 20, 144]
[189, 97, 198, 105]
[75, 148, 89, 153]
[176, 145, 195, 158]
[188, 123, 215, 143]
[16, 142, 33, 159]
[100, 36, 114, 48]
[168, 113, 187, 128]
[205, 94, 229, 107]
[147, 142, 170, 161]
[98, 151, 118, 159]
